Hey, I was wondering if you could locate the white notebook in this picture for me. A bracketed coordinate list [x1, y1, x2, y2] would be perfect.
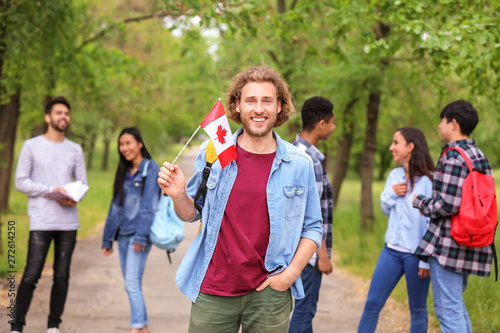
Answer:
[45, 181, 89, 202]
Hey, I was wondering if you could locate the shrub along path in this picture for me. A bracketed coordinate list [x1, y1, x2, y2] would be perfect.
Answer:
[2, 146, 435, 333]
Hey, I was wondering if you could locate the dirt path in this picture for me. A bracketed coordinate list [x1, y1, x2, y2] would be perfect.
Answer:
[1, 146, 437, 333]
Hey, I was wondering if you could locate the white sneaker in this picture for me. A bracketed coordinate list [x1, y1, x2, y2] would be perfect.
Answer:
[47, 328, 60, 333]
[11, 331, 21, 333]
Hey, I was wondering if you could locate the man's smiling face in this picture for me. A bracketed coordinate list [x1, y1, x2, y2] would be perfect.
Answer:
[236, 81, 281, 139]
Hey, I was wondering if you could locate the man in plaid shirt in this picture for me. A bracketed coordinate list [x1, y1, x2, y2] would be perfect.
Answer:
[412, 100, 494, 333]
[290, 96, 335, 333]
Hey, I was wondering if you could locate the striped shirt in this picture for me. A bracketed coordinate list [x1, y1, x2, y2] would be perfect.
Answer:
[15, 135, 87, 231]
[293, 135, 333, 266]
[413, 139, 493, 277]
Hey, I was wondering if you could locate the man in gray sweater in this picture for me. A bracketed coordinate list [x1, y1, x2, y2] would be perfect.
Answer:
[11, 96, 87, 333]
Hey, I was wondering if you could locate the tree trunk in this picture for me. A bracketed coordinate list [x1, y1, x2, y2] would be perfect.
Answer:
[0, 0, 13, 215]
[359, 21, 390, 231]
[0, 90, 21, 214]
[86, 133, 96, 171]
[102, 137, 110, 171]
[360, 91, 381, 231]
[0, 92, 20, 254]
[0, 0, 9, 80]
[0, 0, 13, 254]
[277, 0, 285, 13]
[331, 97, 359, 206]
[44, 93, 53, 107]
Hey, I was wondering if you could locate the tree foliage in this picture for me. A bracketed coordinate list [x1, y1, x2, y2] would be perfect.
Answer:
[2, 0, 500, 224]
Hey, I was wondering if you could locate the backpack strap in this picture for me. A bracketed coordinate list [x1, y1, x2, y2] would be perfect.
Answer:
[441, 147, 473, 173]
[493, 222, 498, 282]
[193, 162, 213, 214]
[142, 159, 151, 177]
[492, 241, 498, 282]
[141, 159, 152, 194]
[193, 140, 219, 215]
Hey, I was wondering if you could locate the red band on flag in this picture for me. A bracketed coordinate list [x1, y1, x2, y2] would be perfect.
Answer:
[218, 144, 237, 169]
[200, 100, 226, 128]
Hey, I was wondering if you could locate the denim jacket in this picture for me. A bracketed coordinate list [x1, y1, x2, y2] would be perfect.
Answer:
[175, 129, 323, 302]
[102, 158, 161, 249]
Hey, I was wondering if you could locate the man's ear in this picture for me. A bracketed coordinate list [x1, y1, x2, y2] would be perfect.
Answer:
[44, 113, 50, 124]
[235, 100, 241, 113]
[317, 119, 325, 130]
[277, 99, 282, 114]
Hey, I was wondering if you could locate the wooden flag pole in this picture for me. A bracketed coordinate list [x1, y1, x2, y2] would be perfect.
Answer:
[171, 125, 201, 165]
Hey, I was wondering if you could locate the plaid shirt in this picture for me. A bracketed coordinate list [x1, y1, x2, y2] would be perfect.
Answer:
[413, 139, 493, 277]
[293, 135, 333, 266]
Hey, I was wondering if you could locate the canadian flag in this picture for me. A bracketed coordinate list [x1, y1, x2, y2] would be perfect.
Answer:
[200, 100, 237, 169]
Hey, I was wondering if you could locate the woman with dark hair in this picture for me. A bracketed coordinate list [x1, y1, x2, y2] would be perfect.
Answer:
[102, 127, 161, 333]
[358, 127, 435, 333]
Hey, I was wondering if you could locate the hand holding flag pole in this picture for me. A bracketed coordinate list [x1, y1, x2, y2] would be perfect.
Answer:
[171, 99, 237, 169]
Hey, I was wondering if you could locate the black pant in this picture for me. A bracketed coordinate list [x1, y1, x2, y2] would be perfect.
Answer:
[11, 230, 77, 332]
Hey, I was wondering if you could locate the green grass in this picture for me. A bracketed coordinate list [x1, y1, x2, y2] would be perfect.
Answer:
[333, 171, 500, 332]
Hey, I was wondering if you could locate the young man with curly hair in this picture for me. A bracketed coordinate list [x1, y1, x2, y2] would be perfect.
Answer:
[158, 66, 323, 333]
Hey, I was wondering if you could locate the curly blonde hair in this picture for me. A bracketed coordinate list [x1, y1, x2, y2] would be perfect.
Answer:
[225, 66, 295, 127]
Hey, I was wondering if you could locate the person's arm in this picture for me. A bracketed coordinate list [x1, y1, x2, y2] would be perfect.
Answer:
[421, 177, 432, 229]
[316, 239, 333, 275]
[15, 142, 52, 196]
[102, 198, 116, 250]
[61, 144, 87, 207]
[310, 155, 332, 274]
[257, 156, 323, 290]
[312, 159, 324, 199]
[300, 158, 324, 248]
[74, 144, 88, 186]
[257, 238, 317, 291]
[418, 260, 430, 278]
[380, 169, 404, 218]
[413, 156, 464, 218]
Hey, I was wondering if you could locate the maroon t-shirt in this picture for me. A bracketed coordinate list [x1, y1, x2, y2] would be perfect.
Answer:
[200, 144, 276, 296]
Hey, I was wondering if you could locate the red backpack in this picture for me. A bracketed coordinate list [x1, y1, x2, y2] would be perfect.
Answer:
[442, 147, 498, 247]
[442, 147, 498, 280]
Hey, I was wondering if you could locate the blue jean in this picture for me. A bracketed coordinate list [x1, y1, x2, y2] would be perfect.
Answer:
[428, 256, 472, 333]
[118, 234, 151, 329]
[289, 264, 322, 333]
[11, 230, 77, 332]
[358, 245, 430, 333]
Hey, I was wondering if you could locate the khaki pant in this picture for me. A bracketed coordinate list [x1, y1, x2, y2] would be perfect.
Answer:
[189, 287, 293, 333]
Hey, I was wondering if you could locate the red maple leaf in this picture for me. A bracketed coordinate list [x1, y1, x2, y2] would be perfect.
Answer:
[215, 125, 227, 144]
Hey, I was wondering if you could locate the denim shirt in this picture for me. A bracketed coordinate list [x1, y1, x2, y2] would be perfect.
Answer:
[102, 158, 161, 249]
[381, 167, 432, 254]
[175, 129, 323, 303]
